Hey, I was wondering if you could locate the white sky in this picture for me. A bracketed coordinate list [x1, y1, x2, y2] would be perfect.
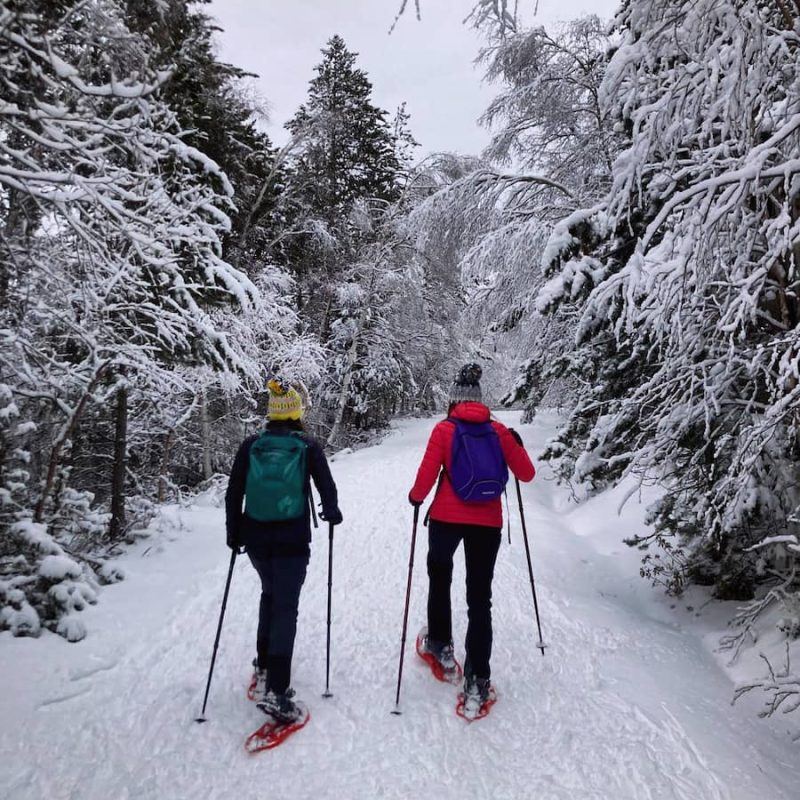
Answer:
[208, 0, 620, 158]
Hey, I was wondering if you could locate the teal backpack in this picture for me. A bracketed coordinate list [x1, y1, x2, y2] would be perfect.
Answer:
[245, 432, 308, 522]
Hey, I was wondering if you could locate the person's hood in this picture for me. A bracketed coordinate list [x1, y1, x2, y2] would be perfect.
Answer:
[449, 401, 490, 423]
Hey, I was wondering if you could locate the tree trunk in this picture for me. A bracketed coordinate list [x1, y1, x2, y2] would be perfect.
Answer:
[200, 388, 212, 481]
[158, 428, 175, 504]
[108, 382, 128, 541]
[231, 138, 298, 266]
[326, 302, 369, 450]
[158, 393, 202, 502]
[772, 0, 795, 28]
[34, 362, 108, 523]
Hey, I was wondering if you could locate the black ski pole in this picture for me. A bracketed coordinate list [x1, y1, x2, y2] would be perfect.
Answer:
[196, 547, 238, 722]
[504, 488, 511, 545]
[515, 477, 546, 656]
[323, 520, 334, 698]
[309, 488, 319, 528]
[392, 505, 420, 715]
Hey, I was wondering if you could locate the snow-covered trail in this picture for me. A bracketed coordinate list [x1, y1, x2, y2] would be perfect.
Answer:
[2, 413, 799, 800]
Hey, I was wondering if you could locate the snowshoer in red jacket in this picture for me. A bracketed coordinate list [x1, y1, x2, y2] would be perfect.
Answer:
[408, 363, 535, 707]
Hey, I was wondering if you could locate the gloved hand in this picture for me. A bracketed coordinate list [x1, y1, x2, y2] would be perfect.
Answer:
[320, 508, 343, 526]
[508, 427, 524, 446]
[226, 527, 240, 551]
[408, 493, 423, 508]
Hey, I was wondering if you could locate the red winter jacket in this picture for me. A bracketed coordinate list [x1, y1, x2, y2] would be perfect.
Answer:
[409, 402, 535, 529]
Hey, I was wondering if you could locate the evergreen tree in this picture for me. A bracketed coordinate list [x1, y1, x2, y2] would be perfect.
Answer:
[0, 0, 315, 640]
[124, 0, 287, 271]
[537, 0, 800, 606]
[281, 35, 406, 324]
[120, 0, 316, 490]
[286, 35, 403, 220]
[278, 36, 423, 443]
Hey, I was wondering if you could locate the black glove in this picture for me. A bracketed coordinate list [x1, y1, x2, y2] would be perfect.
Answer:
[408, 493, 423, 508]
[320, 508, 343, 526]
[508, 428, 524, 446]
[226, 527, 240, 551]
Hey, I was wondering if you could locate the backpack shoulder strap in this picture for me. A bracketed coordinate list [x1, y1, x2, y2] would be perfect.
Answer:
[423, 419, 457, 525]
[250, 430, 271, 449]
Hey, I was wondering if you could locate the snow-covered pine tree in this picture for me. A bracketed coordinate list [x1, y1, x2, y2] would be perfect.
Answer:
[537, 0, 800, 608]
[282, 36, 426, 443]
[283, 35, 404, 337]
[0, 0, 290, 639]
[121, 0, 319, 486]
[287, 35, 403, 219]
[323, 215, 417, 448]
[124, 0, 290, 274]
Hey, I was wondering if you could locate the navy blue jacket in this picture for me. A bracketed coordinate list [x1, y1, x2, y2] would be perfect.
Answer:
[225, 423, 340, 557]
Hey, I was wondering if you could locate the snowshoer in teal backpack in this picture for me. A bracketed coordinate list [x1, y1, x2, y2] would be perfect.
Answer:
[225, 378, 342, 723]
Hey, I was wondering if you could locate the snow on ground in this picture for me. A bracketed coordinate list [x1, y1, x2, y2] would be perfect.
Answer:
[1, 411, 799, 800]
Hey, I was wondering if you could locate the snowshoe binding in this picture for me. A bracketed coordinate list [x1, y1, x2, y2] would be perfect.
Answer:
[246, 702, 309, 753]
[246, 688, 309, 754]
[416, 627, 463, 685]
[257, 688, 304, 724]
[456, 676, 497, 722]
[247, 658, 268, 703]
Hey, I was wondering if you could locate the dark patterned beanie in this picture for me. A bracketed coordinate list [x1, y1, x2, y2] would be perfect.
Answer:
[449, 363, 483, 404]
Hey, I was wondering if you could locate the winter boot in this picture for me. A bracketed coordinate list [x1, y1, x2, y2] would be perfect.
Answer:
[458, 672, 496, 720]
[423, 635, 458, 671]
[258, 688, 303, 724]
[464, 674, 492, 704]
[248, 657, 269, 702]
[417, 627, 463, 683]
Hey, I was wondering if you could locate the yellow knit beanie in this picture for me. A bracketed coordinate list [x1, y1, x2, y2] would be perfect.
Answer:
[267, 378, 304, 421]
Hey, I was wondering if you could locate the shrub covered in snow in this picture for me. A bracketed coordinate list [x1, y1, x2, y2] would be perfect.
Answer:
[1, 521, 98, 641]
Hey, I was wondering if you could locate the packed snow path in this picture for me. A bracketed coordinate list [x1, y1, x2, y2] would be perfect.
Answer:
[2, 413, 799, 800]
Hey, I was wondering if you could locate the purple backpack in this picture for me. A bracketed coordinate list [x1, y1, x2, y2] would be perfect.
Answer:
[447, 418, 509, 502]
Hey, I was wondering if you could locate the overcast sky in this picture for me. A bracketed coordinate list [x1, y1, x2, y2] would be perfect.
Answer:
[208, 0, 620, 158]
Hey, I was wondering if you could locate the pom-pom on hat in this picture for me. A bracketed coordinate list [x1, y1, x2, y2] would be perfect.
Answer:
[449, 363, 483, 405]
[267, 377, 305, 421]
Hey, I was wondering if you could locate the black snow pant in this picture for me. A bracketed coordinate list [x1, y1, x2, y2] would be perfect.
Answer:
[426, 519, 502, 681]
[247, 549, 309, 694]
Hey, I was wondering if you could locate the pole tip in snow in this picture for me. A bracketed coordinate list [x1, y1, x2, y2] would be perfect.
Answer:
[194, 716, 207, 724]
[322, 690, 333, 699]
[390, 708, 402, 716]
[537, 641, 547, 656]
